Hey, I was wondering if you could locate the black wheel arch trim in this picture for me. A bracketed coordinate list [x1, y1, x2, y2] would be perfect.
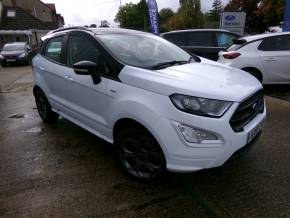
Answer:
[113, 118, 167, 161]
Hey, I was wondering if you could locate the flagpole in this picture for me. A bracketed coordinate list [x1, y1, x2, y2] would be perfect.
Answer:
[283, 0, 290, 31]
[119, 0, 122, 27]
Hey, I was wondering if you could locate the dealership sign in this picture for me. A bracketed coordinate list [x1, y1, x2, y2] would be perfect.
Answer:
[147, 0, 160, 35]
[220, 12, 246, 35]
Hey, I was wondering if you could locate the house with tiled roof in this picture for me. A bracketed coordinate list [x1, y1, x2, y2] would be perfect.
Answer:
[0, 0, 64, 48]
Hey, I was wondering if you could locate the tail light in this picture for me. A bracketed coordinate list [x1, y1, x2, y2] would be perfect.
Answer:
[223, 51, 241, 59]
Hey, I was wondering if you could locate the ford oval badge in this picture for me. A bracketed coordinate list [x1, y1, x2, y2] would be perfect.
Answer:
[225, 15, 236, 21]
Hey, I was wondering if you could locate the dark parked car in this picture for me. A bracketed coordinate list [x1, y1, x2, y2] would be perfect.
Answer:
[0, 42, 32, 66]
[161, 29, 240, 61]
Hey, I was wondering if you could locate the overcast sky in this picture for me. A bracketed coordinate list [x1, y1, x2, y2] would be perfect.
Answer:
[42, 0, 229, 27]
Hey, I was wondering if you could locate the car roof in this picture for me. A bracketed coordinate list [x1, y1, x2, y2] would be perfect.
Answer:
[161, 29, 239, 36]
[240, 32, 290, 42]
[43, 27, 151, 41]
[90, 27, 148, 35]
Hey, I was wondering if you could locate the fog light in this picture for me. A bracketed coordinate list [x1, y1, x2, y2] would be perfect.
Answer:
[178, 124, 218, 143]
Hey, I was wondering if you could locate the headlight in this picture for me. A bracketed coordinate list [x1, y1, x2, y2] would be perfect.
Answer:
[0, 54, 3, 59]
[19, 53, 26, 58]
[170, 94, 232, 117]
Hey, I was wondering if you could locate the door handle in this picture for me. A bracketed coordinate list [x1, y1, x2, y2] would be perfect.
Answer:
[265, 58, 277, 62]
[39, 66, 46, 71]
[64, 75, 74, 82]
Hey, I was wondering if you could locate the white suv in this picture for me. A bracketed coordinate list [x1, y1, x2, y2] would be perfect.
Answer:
[32, 27, 266, 181]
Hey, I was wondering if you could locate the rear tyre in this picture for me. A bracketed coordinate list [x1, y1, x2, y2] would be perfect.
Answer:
[115, 127, 166, 181]
[1, 63, 7, 67]
[243, 68, 263, 83]
[34, 89, 59, 123]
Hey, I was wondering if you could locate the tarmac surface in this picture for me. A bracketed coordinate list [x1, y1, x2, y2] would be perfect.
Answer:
[0, 66, 290, 218]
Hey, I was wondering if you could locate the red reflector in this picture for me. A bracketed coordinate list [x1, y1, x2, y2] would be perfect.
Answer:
[223, 52, 241, 59]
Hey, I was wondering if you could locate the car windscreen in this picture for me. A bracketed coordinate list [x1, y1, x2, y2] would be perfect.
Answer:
[3, 43, 26, 51]
[97, 34, 192, 69]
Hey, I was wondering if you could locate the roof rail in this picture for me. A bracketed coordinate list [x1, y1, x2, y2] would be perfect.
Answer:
[47, 26, 91, 35]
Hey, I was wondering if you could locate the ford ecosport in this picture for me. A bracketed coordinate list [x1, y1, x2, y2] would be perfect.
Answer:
[32, 27, 266, 181]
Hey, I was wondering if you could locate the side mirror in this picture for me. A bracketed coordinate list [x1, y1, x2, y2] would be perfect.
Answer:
[73, 61, 101, 84]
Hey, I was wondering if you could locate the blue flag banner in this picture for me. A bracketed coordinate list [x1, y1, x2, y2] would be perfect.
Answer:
[147, 0, 160, 35]
[283, 0, 290, 31]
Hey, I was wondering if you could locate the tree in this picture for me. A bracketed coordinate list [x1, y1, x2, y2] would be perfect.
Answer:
[159, 8, 175, 32]
[209, 0, 224, 21]
[256, 0, 285, 31]
[167, 0, 204, 30]
[193, 0, 203, 27]
[224, 0, 285, 33]
[115, 0, 149, 31]
[159, 8, 175, 23]
[100, 20, 110, 28]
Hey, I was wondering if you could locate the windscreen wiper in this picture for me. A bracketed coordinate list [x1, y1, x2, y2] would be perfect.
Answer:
[188, 55, 201, 63]
[150, 60, 188, 70]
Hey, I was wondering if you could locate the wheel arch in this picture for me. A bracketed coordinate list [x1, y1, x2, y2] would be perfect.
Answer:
[242, 67, 263, 82]
[112, 117, 168, 163]
[113, 118, 152, 140]
[33, 85, 43, 96]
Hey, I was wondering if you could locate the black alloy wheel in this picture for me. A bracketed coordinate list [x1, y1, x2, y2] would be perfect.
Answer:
[116, 128, 166, 181]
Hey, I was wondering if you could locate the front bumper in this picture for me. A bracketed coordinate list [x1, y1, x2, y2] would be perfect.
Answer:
[229, 131, 262, 161]
[151, 100, 266, 173]
[2, 56, 28, 64]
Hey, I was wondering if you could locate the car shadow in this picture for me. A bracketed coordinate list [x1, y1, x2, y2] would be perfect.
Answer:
[264, 84, 290, 101]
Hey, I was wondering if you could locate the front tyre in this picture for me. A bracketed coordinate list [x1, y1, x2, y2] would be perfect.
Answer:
[115, 128, 166, 181]
[34, 89, 59, 123]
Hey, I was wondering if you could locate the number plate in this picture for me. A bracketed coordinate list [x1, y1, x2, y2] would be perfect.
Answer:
[6, 59, 16, 62]
[248, 120, 264, 143]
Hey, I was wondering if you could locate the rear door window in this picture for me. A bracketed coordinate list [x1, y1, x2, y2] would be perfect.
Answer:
[187, 31, 216, 47]
[44, 36, 64, 63]
[258, 35, 290, 51]
[163, 33, 187, 46]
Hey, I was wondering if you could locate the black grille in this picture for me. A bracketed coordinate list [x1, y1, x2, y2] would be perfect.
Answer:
[230, 90, 264, 132]
[4, 55, 17, 59]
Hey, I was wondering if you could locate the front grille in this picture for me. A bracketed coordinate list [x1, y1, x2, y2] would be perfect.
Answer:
[230, 90, 264, 132]
[4, 55, 16, 59]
